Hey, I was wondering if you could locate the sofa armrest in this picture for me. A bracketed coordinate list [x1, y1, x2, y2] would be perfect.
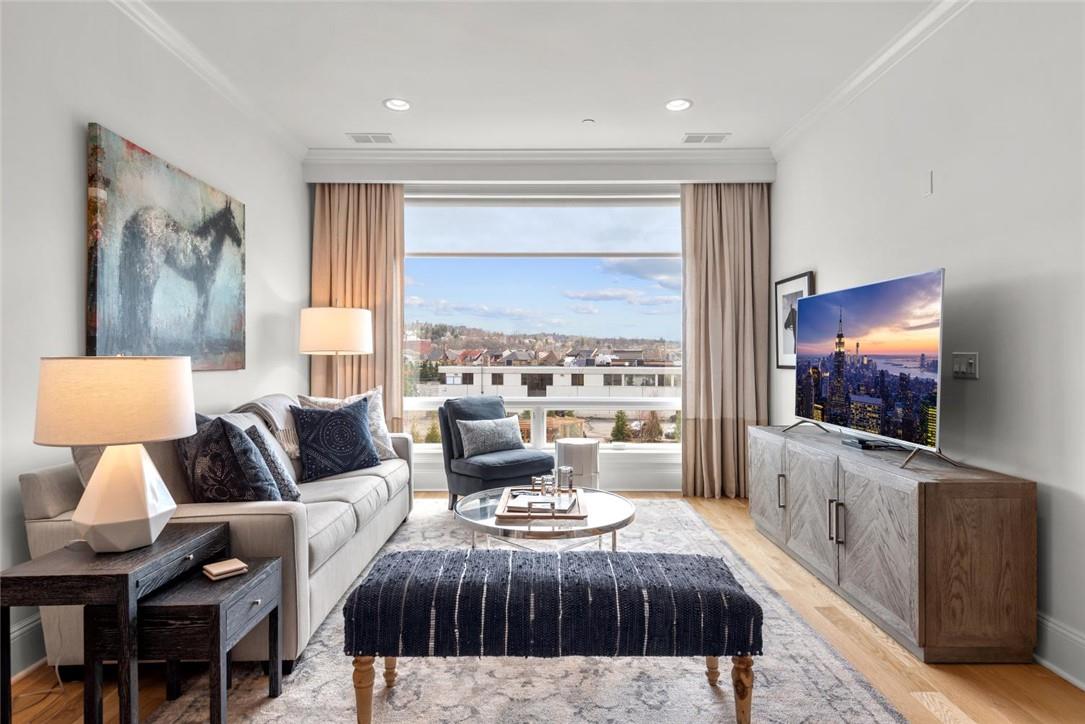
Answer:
[170, 501, 311, 658]
[390, 432, 413, 477]
[20, 463, 83, 521]
[390, 432, 414, 511]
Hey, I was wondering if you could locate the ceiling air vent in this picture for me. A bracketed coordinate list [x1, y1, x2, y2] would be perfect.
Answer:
[347, 132, 395, 144]
[682, 132, 731, 144]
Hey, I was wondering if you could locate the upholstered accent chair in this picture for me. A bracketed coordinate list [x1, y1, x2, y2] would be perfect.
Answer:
[438, 396, 554, 510]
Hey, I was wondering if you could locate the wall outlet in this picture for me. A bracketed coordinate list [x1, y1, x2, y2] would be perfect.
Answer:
[951, 352, 979, 380]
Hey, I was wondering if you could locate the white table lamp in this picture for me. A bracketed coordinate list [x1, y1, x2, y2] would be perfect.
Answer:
[299, 307, 373, 398]
[34, 356, 196, 552]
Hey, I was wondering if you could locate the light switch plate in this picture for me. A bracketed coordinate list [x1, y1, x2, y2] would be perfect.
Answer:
[951, 352, 979, 380]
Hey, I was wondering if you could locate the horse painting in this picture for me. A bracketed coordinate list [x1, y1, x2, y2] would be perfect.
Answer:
[87, 123, 245, 370]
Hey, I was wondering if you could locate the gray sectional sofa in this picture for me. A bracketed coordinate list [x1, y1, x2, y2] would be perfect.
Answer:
[18, 393, 412, 669]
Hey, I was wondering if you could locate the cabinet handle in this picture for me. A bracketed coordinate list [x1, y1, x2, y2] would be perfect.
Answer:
[835, 502, 846, 545]
[183, 554, 194, 562]
[827, 498, 837, 541]
[776, 474, 786, 508]
[251, 598, 262, 607]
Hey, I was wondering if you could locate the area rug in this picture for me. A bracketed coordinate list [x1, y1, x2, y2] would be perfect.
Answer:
[148, 499, 904, 723]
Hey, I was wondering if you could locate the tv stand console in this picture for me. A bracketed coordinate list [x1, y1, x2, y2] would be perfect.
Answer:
[748, 425, 1037, 663]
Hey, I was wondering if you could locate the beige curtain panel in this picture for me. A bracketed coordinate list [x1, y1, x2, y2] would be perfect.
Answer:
[310, 183, 405, 430]
[681, 183, 771, 498]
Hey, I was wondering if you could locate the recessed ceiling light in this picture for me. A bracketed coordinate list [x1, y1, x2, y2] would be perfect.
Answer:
[665, 98, 693, 112]
[383, 98, 411, 112]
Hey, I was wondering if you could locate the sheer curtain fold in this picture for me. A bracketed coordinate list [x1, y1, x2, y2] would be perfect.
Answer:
[681, 183, 770, 498]
[310, 182, 405, 431]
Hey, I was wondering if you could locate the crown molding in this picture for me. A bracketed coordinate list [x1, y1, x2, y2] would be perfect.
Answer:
[772, 0, 976, 156]
[303, 147, 776, 184]
[108, 0, 306, 158]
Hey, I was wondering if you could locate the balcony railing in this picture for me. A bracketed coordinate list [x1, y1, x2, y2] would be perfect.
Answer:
[403, 395, 681, 449]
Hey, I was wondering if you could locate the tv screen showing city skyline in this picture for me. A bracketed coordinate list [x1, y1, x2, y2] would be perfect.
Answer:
[794, 269, 944, 448]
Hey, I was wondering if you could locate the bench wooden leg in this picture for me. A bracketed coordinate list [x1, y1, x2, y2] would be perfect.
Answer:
[384, 656, 397, 687]
[705, 656, 720, 686]
[353, 656, 375, 724]
[731, 656, 754, 724]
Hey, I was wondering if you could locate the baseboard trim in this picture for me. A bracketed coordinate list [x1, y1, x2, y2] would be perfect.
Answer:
[9, 612, 46, 677]
[1036, 613, 1085, 692]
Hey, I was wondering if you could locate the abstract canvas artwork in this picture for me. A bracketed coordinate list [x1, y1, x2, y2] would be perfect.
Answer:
[87, 123, 245, 370]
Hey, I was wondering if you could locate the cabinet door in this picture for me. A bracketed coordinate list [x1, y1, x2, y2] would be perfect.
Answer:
[784, 442, 839, 583]
[748, 431, 787, 543]
[838, 459, 919, 644]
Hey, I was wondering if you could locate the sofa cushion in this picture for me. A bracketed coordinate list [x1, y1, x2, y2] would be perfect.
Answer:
[314, 458, 410, 500]
[305, 501, 356, 573]
[298, 475, 387, 530]
[218, 413, 296, 482]
[443, 396, 506, 459]
[233, 393, 302, 458]
[176, 416, 282, 503]
[450, 448, 554, 481]
[73, 439, 194, 504]
[246, 426, 302, 502]
[72, 411, 285, 507]
[291, 399, 381, 482]
[456, 415, 524, 458]
[299, 386, 397, 461]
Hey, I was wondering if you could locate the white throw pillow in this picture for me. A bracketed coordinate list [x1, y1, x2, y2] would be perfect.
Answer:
[298, 386, 397, 460]
[455, 415, 525, 458]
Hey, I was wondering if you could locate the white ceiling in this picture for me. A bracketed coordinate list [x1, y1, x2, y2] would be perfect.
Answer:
[150, 1, 927, 152]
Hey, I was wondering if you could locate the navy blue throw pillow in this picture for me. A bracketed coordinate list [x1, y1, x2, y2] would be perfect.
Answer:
[291, 398, 380, 482]
[245, 425, 302, 502]
[175, 416, 282, 503]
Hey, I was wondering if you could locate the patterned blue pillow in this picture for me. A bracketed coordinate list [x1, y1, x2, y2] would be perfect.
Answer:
[245, 425, 302, 502]
[290, 398, 381, 482]
[176, 416, 282, 503]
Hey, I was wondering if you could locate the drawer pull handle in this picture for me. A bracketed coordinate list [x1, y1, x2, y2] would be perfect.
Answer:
[776, 474, 786, 509]
[183, 554, 194, 562]
[251, 598, 262, 607]
[827, 498, 837, 541]
[835, 502, 846, 546]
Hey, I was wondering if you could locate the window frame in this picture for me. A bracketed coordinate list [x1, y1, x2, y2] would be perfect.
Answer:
[403, 193, 682, 451]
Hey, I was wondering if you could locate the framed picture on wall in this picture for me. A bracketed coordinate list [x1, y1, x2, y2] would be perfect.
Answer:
[775, 271, 815, 369]
[86, 123, 246, 370]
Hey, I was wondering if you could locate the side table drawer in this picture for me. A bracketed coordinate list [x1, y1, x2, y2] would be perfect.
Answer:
[225, 570, 280, 644]
[135, 531, 227, 596]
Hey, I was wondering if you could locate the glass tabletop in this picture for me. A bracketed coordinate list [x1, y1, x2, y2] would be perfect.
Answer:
[454, 487, 636, 541]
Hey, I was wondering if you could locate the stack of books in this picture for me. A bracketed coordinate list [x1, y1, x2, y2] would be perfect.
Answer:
[494, 487, 588, 522]
[203, 558, 249, 581]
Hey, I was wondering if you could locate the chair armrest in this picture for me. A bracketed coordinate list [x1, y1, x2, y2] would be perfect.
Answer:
[20, 464, 83, 520]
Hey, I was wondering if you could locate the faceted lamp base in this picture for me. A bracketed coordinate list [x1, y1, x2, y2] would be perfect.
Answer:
[72, 443, 177, 553]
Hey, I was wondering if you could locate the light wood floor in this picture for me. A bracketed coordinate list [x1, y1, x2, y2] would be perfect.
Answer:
[11, 493, 1085, 723]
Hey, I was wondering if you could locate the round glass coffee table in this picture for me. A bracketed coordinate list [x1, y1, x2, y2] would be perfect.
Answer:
[454, 487, 636, 551]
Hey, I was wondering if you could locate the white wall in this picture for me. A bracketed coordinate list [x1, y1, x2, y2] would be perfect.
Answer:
[769, 2, 1085, 685]
[1, 2, 309, 671]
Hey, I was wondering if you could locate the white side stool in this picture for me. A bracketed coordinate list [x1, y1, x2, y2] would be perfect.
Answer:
[555, 437, 601, 489]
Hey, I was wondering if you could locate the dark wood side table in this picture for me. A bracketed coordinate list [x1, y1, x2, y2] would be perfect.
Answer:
[0, 522, 229, 724]
[86, 558, 283, 724]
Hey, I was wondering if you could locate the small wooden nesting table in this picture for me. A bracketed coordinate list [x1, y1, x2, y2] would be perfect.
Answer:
[0, 522, 229, 724]
[86, 557, 283, 724]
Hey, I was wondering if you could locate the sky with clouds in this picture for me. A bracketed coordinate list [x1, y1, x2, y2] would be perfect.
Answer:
[404, 204, 682, 340]
[405, 257, 682, 340]
[796, 269, 943, 357]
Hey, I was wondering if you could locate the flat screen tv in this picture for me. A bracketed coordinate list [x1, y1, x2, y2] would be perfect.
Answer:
[795, 269, 944, 449]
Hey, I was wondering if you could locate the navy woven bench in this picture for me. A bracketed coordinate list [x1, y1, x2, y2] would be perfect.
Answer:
[343, 549, 763, 722]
